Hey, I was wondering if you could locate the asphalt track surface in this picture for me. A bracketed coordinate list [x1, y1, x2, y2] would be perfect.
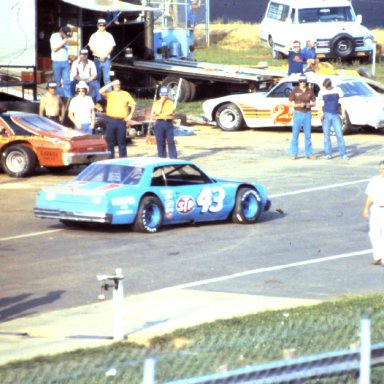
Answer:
[1, 124, 384, 324]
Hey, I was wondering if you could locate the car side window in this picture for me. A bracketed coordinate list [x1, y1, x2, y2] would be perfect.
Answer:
[151, 164, 211, 187]
[268, 83, 294, 98]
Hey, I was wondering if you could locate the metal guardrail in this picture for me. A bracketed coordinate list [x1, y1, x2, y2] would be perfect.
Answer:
[159, 342, 384, 384]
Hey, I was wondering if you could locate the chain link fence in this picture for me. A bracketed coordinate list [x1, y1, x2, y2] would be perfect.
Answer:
[2, 297, 384, 383]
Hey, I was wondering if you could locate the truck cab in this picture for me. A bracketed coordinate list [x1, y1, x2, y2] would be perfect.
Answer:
[260, 0, 374, 61]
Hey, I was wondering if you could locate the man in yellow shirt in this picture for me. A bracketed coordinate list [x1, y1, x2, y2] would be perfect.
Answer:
[99, 79, 136, 158]
[153, 86, 177, 159]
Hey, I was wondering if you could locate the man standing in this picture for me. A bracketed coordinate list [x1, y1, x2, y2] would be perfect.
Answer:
[88, 19, 116, 88]
[39, 82, 65, 123]
[362, 161, 384, 265]
[284, 41, 306, 75]
[288, 74, 316, 160]
[68, 81, 95, 134]
[317, 78, 349, 160]
[99, 79, 136, 158]
[50, 25, 72, 98]
[70, 49, 101, 102]
[153, 86, 177, 159]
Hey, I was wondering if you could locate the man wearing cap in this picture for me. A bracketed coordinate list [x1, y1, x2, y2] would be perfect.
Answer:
[70, 49, 101, 102]
[39, 82, 65, 123]
[88, 19, 116, 88]
[153, 86, 177, 159]
[99, 79, 136, 158]
[50, 26, 72, 98]
[68, 81, 95, 134]
[288, 74, 316, 160]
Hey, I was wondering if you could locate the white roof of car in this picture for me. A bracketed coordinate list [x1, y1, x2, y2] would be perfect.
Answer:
[270, 0, 354, 8]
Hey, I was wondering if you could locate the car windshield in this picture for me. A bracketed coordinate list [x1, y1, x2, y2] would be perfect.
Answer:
[338, 81, 376, 97]
[75, 164, 144, 185]
[15, 115, 73, 137]
[299, 6, 354, 23]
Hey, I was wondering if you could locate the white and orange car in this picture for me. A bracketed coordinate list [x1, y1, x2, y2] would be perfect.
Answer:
[202, 73, 384, 134]
[0, 111, 110, 177]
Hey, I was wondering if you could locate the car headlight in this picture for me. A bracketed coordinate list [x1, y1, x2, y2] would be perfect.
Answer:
[364, 37, 374, 47]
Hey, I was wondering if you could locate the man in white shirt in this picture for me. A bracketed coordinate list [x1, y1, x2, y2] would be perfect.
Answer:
[363, 161, 384, 265]
[70, 49, 101, 102]
[88, 19, 116, 88]
[68, 81, 95, 134]
[50, 25, 72, 98]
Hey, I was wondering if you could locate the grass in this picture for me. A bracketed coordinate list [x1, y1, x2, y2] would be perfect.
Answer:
[2, 294, 384, 383]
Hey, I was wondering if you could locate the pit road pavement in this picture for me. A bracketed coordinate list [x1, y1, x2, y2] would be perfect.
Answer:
[0, 123, 383, 363]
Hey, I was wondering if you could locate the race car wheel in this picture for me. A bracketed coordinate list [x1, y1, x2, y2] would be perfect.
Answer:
[215, 103, 244, 131]
[331, 34, 355, 59]
[2, 145, 37, 177]
[133, 195, 164, 233]
[231, 187, 262, 224]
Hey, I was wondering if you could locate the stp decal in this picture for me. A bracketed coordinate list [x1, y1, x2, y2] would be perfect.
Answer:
[176, 195, 195, 214]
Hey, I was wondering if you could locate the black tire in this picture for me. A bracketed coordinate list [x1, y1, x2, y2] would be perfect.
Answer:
[188, 80, 197, 101]
[231, 187, 262, 224]
[331, 34, 355, 59]
[94, 116, 107, 136]
[2, 145, 37, 177]
[342, 112, 352, 135]
[162, 76, 191, 103]
[133, 196, 164, 233]
[215, 103, 244, 131]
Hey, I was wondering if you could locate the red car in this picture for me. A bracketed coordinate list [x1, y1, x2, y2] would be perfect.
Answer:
[0, 111, 110, 177]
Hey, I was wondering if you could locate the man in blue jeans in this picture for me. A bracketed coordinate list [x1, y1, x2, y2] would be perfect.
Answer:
[88, 19, 116, 89]
[288, 74, 316, 160]
[50, 26, 72, 98]
[317, 78, 349, 160]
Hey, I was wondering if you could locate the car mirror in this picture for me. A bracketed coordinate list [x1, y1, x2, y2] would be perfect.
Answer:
[356, 14, 362, 24]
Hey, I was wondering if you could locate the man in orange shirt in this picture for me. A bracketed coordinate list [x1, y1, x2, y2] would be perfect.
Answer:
[99, 79, 136, 158]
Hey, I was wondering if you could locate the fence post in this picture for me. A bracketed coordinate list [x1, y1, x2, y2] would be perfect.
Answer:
[143, 357, 156, 384]
[359, 317, 371, 384]
[113, 268, 124, 341]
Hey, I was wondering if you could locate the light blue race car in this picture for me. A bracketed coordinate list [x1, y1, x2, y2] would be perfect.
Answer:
[34, 157, 270, 233]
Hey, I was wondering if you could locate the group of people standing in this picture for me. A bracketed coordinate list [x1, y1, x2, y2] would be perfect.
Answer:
[39, 18, 177, 160]
[286, 39, 349, 161]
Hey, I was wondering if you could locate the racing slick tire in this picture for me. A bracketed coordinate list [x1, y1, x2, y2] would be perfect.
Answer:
[133, 195, 164, 233]
[231, 187, 262, 224]
[331, 33, 355, 59]
[215, 103, 245, 131]
[2, 145, 37, 177]
[162, 76, 191, 103]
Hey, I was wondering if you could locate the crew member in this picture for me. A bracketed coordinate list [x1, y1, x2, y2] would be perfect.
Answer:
[39, 82, 65, 123]
[153, 86, 177, 159]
